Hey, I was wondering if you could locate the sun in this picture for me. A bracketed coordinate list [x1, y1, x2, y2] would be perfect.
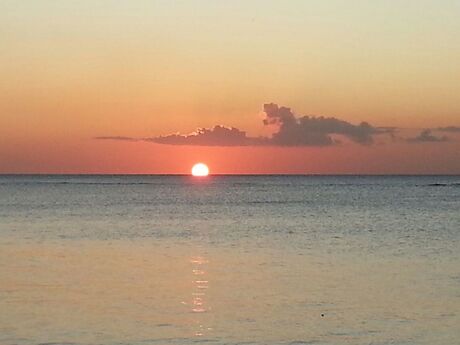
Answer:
[191, 163, 209, 177]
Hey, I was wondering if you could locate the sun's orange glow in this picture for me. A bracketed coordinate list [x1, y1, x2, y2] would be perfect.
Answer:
[191, 163, 209, 176]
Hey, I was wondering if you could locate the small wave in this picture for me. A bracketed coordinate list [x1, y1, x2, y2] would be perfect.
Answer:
[248, 200, 306, 204]
[426, 183, 460, 187]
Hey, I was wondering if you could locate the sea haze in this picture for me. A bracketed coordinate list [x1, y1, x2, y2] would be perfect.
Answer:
[0, 175, 459, 345]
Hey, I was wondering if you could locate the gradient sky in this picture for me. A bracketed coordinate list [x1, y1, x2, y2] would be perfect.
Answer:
[1, 0, 459, 174]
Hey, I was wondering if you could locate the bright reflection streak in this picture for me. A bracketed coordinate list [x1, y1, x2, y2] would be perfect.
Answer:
[189, 254, 211, 337]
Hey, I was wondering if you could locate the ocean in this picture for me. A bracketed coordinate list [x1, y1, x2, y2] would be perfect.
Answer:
[0, 175, 459, 345]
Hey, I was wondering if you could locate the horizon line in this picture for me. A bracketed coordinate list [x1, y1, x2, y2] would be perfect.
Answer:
[1, 173, 459, 177]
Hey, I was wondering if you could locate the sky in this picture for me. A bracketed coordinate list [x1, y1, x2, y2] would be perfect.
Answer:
[1, 0, 459, 174]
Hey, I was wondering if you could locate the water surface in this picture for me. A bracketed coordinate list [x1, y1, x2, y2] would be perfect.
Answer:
[0, 175, 459, 344]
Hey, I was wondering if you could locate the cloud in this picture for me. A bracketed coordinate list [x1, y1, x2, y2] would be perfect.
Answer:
[95, 103, 396, 147]
[262, 103, 390, 146]
[147, 125, 265, 146]
[94, 136, 139, 141]
[406, 129, 449, 143]
[436, 126, 460, 133]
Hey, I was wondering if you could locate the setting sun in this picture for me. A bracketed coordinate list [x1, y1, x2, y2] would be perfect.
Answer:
[191, 163, 209, 177]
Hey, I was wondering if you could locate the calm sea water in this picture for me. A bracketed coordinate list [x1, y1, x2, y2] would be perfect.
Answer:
[0, 175, 459, 345]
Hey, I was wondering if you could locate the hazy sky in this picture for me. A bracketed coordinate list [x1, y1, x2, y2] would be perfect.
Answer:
[1, 0, 459, 174]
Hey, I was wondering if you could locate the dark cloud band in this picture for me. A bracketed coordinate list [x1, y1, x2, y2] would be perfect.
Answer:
[95, 103, 457, 147]
[148, 103, 393, 147]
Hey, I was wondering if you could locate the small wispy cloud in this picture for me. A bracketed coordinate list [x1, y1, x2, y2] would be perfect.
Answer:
[436, 126, 460, 133]
[94, 136, 139, 142]
[406, 129, 449, 143]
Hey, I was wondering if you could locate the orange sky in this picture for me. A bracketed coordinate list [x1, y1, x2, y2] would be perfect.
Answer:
[1, 1, 459, 174]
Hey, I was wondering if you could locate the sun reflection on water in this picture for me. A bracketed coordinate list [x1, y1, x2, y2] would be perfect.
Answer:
[189, 254, 212, 337]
